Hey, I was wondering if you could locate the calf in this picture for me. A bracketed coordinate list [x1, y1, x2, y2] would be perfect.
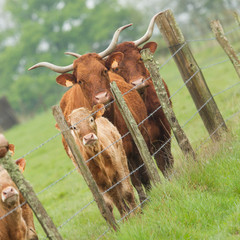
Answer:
[0, 135, 38, 240]
[0, 159, 27, 240]
[68, 104, 137, 218]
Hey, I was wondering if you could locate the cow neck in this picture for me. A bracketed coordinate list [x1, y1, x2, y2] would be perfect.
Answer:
[103, 102, 114, 124]
[1, 203, 26, 234]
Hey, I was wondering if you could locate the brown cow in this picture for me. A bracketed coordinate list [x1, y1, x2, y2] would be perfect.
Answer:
[68, 104, 137, 218]
[105, 13, 174, 177]
[29, 25, 152, 203]
[0, 135, 38, 240]
[0, 160, 27, 240]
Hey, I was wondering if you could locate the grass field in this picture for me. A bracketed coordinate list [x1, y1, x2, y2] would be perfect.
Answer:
[3, 29, 240, 239]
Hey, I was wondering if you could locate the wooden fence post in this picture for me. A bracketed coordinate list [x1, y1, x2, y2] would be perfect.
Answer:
[234, 11, 240, 26]
[141, 49, 196, 160]
[0, 153, 63, 240]
[155, 9, 228, 140]
[110, 81, 161, 185]
[210, 20, 240, 78]
[52, 105, 118, 230]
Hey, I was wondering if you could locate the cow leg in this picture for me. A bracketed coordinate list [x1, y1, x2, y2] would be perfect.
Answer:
[152, 122, 173, 178]
[128, 159, 147, 204]
[19, 194, 38, 240]
[107, 187, 128, 218]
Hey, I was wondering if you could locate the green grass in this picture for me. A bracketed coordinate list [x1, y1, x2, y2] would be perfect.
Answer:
[105, 128, 240, 240]
[3, 33, 240, 239]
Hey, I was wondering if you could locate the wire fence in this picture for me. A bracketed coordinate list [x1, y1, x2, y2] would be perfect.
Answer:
[1, 21, 239, 240]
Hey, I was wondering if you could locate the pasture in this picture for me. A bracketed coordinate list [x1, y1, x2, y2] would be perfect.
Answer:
[3, 19, 240, 240]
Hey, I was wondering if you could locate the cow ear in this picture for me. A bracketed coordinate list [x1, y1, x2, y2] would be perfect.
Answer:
[106, 52, 124, 69]
[8, 144, 15, 156]
[92, 104, 105, 119]
[56, 73, 76, 87]
[142, 42, 157, 54]
[15, 158, 26, 173]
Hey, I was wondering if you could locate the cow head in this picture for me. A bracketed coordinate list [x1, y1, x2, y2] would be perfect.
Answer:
[28, 23, 132, 107]
[0, 158, 26, 209]
[105, 41, 157, 92]
[56, 53, 113, 106]
[104, 12, 161, 93]
[68, 104, 105, 147]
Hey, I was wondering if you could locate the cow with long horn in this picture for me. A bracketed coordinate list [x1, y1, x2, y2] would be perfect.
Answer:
[104, 12, 174, 177]
[29, 24, 153, 204]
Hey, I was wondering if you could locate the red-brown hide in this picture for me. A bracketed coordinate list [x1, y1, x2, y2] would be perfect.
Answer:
[56, 53, 153, 202]
[0, 138, 38, 240]
[105, 41, 174, 176]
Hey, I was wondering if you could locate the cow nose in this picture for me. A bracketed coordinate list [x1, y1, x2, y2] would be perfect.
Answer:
[3, 186, 14, 196]
[2, 186, 18, 204]
[83, 133, 98, 145]
[131, 78, 144, 87]
[95, 91, 110, 104]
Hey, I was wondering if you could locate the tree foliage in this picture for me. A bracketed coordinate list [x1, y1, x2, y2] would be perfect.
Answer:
[0, 0, 142, 116]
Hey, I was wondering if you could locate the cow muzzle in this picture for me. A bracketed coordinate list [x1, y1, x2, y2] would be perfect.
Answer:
[131, 78, 149, 92]
[2, 186, 19, 207]
[94, 91, 112, 105]
[83, 133, 98, 146]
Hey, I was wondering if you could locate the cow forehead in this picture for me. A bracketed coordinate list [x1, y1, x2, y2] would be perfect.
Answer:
[69, 108, 92, 124]
[74, 54, 106, 73]
[0, 166, 14, 188]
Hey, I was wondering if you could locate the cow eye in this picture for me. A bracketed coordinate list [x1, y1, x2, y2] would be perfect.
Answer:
[103, 69, 108, 74]
[72, 126, 77, 130]
[90, 117, 94, 123]
[114, 67, 119, 72]
[78, 80, 82, 84]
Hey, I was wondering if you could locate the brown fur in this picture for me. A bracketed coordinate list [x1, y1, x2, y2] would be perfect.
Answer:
[105, 41, 174, 177]
[0, 142, 38, 240]
[68, 106, 137, 218]
[0, 166, 27, 240]
[56, 53, 153, 202]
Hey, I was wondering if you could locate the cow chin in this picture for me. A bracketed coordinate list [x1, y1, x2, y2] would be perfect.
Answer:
[4, 194, 19, 208]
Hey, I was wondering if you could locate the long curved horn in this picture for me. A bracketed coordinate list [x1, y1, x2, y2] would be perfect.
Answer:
[29, 23, 132, 72]
[64, 52, 81, 58]
[28, 62, 74, 73]
[98, 23, 132, 57]
[133, 12, 162, 46]
[64, 23, 132, 59]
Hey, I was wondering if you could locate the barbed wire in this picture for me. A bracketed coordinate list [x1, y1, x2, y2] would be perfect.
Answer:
[96, 197, 150, 240]
[40, 75, 240, 236]
[95, 107, 240, 240]
[196, 109, 240, 152]
[187, 25, 240, 43]
[2, 36, 237, 222]
[0, 201, 26, 220]
[1, 22, 239, 237]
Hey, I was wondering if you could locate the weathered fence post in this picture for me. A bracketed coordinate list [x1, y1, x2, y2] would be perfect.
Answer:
[210, 20, 240, 78]
[234, 11, 240, 26]
[110, 81, 161, 185]
[52, 105, 118, 230]
[141, 49, 196, 160]
[155, 9, 228, 140]
[0, 153, 63, 240]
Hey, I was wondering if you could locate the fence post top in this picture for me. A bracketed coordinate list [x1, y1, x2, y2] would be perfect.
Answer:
[0, 134, 8, 148]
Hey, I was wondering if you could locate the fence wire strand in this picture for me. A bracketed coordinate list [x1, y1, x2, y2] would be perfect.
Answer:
[1, 22, 239, 238]
[2, 36, 237, 222]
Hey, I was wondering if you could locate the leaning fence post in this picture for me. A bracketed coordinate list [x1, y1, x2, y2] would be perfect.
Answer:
[110, 81, 161, 185]
[52, 105, 118, 230]
[210, 20, 240, 78]
[141, 48, 196, 160]
[155, 9, 228, 140]
[0, 153, 63, 240]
